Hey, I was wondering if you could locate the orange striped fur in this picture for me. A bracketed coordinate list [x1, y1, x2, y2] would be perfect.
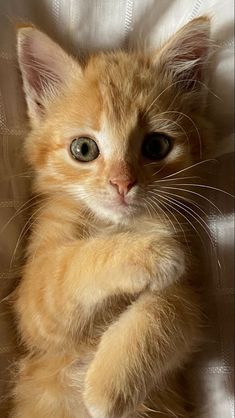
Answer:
[12, 17, 213, 418]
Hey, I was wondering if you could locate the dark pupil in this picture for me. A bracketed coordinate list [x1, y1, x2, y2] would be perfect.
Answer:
[143, 134, 170, 159]
[81, 142, 89, 156]
[147, 138, 162, 156]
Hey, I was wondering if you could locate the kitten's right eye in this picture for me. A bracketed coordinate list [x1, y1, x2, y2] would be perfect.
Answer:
[142, 132, 172, 160]
[70, 137, 100, 162]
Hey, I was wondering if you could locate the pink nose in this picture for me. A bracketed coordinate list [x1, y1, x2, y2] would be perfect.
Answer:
[109, 177, 136, 197]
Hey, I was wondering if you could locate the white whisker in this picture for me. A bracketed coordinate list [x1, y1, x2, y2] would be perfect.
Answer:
[143, 79, 218, 117]
[155, 189, 209, 218]
[162, 159, 218, 179]
[153, 176, 199, 183]
[156, 193, 208, 252]
[142, 198, 153, 219]
[156, 192, 221, 269]
[162, 183, 234, 198]
[0, 193, 49, 236]
[148, 195, 177, 233]
[148, 191, 190, 251]
[9, 201, 51, 269]
[153, 185, 223, 216]
[155, 110, 203, 158]
[152, 161, 169, 177]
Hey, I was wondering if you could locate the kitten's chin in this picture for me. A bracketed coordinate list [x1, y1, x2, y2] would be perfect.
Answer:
[88, 201, 141, 224]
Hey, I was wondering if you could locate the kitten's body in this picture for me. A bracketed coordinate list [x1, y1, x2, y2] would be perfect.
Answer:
[14, 200, 200, 418]
[12, 17, 212, 418]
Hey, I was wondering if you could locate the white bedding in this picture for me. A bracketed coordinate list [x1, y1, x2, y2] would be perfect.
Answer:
[0, 1, 234, 417]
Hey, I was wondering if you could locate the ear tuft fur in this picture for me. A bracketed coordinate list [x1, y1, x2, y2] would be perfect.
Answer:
[155, 16, 211, 91]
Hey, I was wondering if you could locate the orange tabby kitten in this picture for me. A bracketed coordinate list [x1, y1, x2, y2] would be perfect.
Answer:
[12, 17, 213, 418]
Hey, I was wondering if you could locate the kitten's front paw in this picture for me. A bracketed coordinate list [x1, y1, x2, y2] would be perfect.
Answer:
[84, 365, 134, 418]
[85, 398, 130, 418]
[84, 386, 130, 418]
[84, 390, 127, 418]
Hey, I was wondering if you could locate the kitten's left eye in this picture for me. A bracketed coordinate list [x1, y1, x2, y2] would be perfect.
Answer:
[142, 133, 172, 160]
[70, 137, 100, 162]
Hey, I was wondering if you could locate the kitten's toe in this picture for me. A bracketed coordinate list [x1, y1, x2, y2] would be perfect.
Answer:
[84, 385, 132, 418]
[86, 403, 107, 418]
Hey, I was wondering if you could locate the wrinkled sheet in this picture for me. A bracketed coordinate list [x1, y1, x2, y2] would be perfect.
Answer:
[0, 0, 234, 417]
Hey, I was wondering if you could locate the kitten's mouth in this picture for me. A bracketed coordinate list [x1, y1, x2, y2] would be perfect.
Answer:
[105, 200, 128, 210]
[117, 197, 129, 207]
[108, 195, 133, 208]
[87, 195, 141, 223]
[105, 196, 139, 214]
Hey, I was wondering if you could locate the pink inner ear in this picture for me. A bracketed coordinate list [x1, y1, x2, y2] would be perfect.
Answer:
[20, 41, 60, 98]
[172, 37, 209, 83]
[18, 28, 70, 101]
[157, 18, 210, 89]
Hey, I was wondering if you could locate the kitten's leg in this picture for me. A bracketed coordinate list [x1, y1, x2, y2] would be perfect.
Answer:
[84, 283, 201, 418]
[12, 353, 91, 418]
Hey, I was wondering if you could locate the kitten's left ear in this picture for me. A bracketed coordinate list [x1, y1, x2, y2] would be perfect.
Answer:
[17, 25, 81, 127]
[154, 16, 211, 91]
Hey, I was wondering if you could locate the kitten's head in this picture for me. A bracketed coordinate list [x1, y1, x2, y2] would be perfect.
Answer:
[17, 17, 212, 224]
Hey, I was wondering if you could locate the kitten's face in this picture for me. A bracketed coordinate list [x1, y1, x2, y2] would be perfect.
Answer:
[17, 18, 211, 224]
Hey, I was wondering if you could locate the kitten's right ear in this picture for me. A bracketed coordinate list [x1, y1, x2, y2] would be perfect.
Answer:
[17, 26, 80, 127]
[154, 17, 211, 93]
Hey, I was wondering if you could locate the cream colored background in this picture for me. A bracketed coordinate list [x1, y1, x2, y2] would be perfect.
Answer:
[0, 1, 234, 417]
